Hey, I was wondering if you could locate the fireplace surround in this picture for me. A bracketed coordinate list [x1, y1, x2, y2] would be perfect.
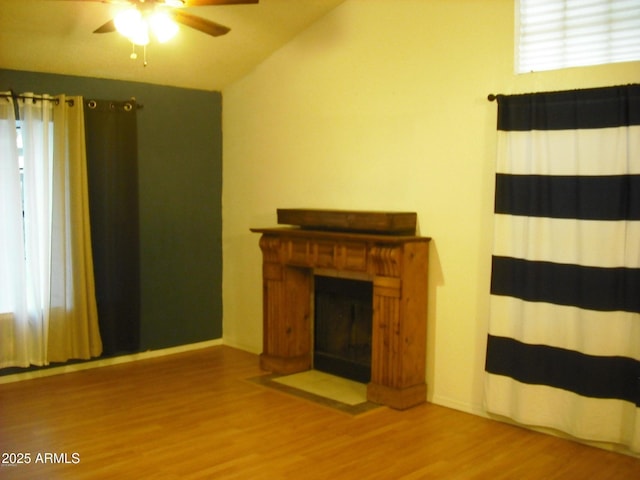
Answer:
[251, 209, 430, 410]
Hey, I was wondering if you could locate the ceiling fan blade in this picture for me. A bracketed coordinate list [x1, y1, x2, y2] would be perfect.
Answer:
[171, 11, 230, 37]
[53, 0, 129, 3]
[182, 0, 259, 5]
[51, 0, 258, 3]
[94, 19, 116, 34]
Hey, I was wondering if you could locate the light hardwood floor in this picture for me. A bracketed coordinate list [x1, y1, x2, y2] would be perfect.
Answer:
[1, 346, 638, 479]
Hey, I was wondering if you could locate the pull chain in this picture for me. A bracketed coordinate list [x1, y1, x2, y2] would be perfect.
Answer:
[128, 43, 148, 67]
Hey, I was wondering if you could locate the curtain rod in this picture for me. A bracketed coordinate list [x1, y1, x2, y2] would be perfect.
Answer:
[488, 84, 640, 102]
[1, 92, 144, 109]
[1, 92, 76, 106]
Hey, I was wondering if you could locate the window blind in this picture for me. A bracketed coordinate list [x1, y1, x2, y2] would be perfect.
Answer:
[516, 0, 640, 73]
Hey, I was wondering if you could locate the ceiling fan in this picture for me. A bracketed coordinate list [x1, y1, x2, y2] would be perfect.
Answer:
[61, 0, 258, 64]
[67, 0, 259, 43]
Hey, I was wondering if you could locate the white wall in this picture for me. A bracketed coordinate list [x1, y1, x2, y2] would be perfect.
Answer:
[222, 0, 639, 415]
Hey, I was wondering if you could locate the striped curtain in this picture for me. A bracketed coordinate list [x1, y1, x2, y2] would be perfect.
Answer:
[485, 84, 640, 453]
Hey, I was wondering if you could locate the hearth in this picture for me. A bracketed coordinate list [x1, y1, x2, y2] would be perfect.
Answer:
[251, 209, 431, 410]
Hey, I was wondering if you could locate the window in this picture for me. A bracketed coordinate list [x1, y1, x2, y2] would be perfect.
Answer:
[516, 0, 640, 73]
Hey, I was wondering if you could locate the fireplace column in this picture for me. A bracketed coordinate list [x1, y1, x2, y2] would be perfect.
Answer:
[258, 235, 312, 374]
[368, 242, 429, 410]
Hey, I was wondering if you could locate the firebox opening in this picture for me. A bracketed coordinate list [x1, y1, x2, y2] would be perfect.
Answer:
[313, 275, 373, 384]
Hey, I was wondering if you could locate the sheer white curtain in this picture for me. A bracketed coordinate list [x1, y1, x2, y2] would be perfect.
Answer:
[0, 96, 31, 365]
[0, 92, 102, 368]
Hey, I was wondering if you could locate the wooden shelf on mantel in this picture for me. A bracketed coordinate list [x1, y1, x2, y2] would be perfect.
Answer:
[251, 210, 431, 410]
[277, 208, 418, 235]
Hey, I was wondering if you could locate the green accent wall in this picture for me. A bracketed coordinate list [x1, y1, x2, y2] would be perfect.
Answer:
[0, 69, 223, 351]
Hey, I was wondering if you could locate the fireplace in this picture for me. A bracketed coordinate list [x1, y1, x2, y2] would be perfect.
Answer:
[251, 209, 430, 409]
[314, 275, 373, 383]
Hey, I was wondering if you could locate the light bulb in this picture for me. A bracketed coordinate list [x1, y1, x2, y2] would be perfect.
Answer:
[114, 8, 142, 39]
[130, 24, 149, 46]
[115, 7, 149, 46]
[149, 12, 178, 43]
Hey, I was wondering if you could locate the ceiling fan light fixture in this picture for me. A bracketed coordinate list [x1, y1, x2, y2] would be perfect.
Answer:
[114, 8, 142, 38]
[114, 8, 149, 45]
[149, 12, 179, 43]
[130, 24, 150, 46]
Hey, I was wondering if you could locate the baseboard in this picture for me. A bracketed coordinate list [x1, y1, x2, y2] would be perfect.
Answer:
[222, 338, 261, 355]
[430, 393, 639, 459]
[430, 393, 487, 418]
[0, 338, 224, 384]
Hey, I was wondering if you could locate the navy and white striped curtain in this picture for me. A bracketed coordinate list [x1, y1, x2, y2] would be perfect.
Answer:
[485, 84, 640, 453]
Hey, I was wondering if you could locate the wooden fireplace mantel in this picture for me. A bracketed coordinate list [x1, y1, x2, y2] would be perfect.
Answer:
[251, 223, 430, 410]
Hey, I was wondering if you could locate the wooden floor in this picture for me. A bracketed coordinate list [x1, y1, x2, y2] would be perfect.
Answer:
[1, 346, 638, 479]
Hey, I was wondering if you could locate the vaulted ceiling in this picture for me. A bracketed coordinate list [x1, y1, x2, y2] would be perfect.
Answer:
[0, 0, 345, 91]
